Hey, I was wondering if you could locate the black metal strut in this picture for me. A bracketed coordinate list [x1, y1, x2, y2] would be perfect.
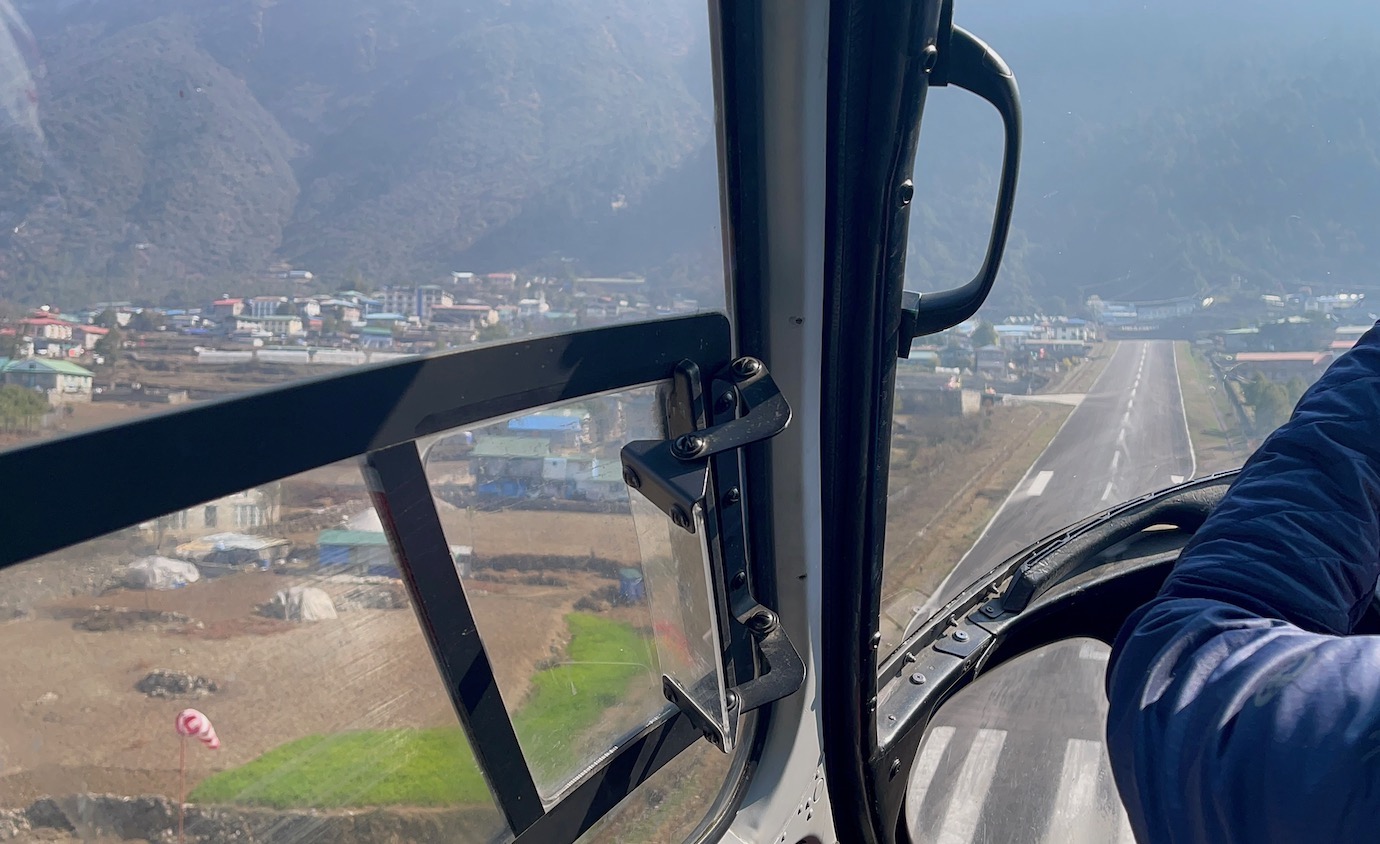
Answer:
[619, 357, 805, 750]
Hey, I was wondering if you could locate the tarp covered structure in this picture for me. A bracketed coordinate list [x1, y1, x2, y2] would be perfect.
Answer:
[124, 556, 200, 590]
[269, 586, 337, 621]
[175, 533, 290, 566]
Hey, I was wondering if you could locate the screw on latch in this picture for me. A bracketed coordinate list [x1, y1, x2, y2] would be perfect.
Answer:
[672, 433, 706, 458]
[715, 389, 737, 414]
[730, 571, 747, 590]
[622, 466, 641, 489]
[722, 487, 741, 506]
[981, 602, 1001, 618]
[726, 689, 738, 710]
[899, 179, 915, 206]
[747, 610, 777, 633]
[952, 630, 969, 643]
[921, 43, 939, 73]
[731, 357, 763, 378]
[910, 672, 926, 685]
[670, 506, 691, 529]
[889, 759, 902, 778]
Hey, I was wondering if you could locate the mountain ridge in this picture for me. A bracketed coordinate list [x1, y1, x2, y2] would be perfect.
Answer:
[3, 1, 1380, 314]
[0, 0, 720, 307]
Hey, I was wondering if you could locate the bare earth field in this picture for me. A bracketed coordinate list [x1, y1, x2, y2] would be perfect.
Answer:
[0, 504, 637, 811]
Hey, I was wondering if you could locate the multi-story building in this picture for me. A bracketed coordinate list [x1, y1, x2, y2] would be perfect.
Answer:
[247, 296, 288, 318]
[375, 286, 456, 322]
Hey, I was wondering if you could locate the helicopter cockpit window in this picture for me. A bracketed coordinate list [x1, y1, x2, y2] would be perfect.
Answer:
[0, 0, 726, 455]
[0, 0, 741, 840]
[881, 75, 1193, 656]
[0, 314, 747, 844]
[877, 2, 1371, 843]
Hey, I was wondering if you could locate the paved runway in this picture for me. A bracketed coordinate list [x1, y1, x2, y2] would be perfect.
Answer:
[904, 341, 1195, 843]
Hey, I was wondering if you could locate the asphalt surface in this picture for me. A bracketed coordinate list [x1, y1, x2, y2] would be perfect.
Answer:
[904, 340, 1196, 843]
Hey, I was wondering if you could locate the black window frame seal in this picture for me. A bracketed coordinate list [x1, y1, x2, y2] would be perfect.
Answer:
[820, 0, 948, 842]
[0, 314, 727, 570]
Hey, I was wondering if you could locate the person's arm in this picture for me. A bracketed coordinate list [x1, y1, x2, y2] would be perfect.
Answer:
[1107, 326, 1380, 844]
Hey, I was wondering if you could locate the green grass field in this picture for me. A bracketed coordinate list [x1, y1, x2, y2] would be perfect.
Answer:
[513, 612, 655, 783]
[188, 727, 488, 808]
[191, 612, 654, 809]
[1173, 341, 1246, 474]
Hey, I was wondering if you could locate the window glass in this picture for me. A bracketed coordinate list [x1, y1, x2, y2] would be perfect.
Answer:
[0, 460, 506, 842]
[887, 2, 1380, 842]
[630, 495, 731, 748]
[574, 740, 733, 842]
[420, 385, 692, 802]
[905, 641, 1131, 844]
[0, 0, 726, 455]
[881, 0, 1380, 650]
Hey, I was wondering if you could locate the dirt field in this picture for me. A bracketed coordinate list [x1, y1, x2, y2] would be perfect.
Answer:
[0, 500, 646, 811]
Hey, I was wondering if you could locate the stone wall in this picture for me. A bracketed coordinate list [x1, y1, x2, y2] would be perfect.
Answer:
[0, 794, 505, 843]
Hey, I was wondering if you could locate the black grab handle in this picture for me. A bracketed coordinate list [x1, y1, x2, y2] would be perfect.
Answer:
[899, 26, 1022, 354]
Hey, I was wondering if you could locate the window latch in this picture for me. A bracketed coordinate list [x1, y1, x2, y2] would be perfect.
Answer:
[619, 357, 803, 751]
[619, 356, 789, 531]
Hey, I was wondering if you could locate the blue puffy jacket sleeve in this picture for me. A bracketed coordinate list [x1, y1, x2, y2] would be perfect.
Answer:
[1106, 323, 1380, 844]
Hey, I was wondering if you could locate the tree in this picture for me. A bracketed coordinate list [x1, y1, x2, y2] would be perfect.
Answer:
[1243, 373, 1293, 432]
[1242, 373, 1269, 407]
[971, 321, 999, 348]
[0, 307, 18, 358]
[319, 314, 340, 335]
[344, 264, 367, 292]
[128, 310, 165, 332]
[275, 302, 294, 316]
[93, 309, 119, 329]
[94, 326, 124, 362]
[0, 384, 50, 431]
[1251, 382, 1291, 431]
[1284, 376, 1310, 407]
[478, 321, 511, 342]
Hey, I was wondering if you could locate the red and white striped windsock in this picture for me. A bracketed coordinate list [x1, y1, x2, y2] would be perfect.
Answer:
[175, 709, 221, 750]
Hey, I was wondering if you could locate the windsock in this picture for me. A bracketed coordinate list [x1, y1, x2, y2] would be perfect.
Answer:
[175, 708, 220, 750]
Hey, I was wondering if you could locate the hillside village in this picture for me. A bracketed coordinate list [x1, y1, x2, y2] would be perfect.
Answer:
[0, 271, 1371, 449]
[0, 270, 698, 412]
[0, 279, 1363, 589]
[898, 286, 1374, 431]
